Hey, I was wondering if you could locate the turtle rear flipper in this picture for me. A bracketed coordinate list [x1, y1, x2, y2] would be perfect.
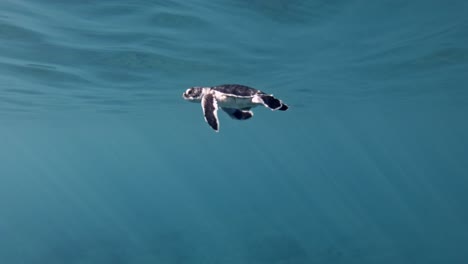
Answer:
[278, 103, 288, 111]
[222, 108, 253, 120]
[254, 94, 288, 111]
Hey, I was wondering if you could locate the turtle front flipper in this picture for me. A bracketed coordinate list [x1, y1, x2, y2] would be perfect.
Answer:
[201, 93, 219, 132]
[222, 108, 253, 120]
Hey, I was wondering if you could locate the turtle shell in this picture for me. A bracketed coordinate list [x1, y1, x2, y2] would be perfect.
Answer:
[212, 84, 264, 97]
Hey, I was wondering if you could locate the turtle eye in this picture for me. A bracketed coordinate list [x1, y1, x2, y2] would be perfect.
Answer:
[187, 89, 193, 95]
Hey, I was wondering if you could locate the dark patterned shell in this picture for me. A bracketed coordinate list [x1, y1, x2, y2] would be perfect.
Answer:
[212, 84, 264, 97]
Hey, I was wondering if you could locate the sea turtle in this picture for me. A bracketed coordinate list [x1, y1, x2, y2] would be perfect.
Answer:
[182, 84, 288, 132]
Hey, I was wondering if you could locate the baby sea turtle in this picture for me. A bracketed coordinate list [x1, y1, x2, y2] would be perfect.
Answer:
[182, 84, 288, 132]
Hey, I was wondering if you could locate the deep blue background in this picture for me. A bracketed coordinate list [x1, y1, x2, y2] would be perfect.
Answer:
[1, 1, 468, 263]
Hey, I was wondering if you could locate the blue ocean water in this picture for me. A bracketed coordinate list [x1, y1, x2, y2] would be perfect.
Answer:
[1, 0, 468, 263]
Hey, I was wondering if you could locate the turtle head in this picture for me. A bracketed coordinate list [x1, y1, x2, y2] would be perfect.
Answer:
[182, 87, 205, 102]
